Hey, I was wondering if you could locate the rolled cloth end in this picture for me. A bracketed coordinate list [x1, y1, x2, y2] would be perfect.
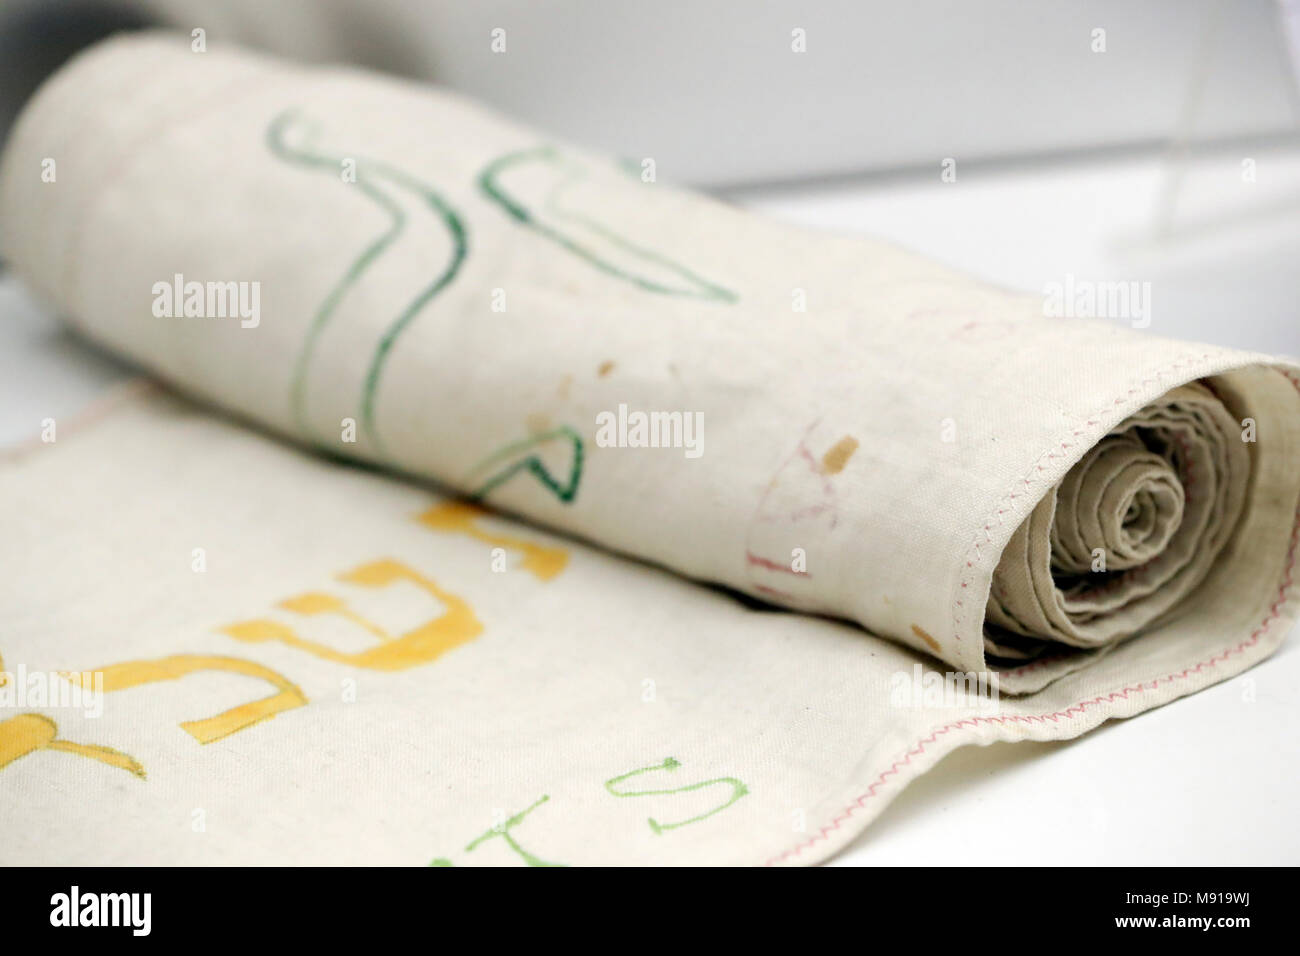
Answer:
[986, 370, 1299, 666]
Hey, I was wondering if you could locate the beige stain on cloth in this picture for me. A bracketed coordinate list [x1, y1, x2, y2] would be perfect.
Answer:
[910, 624, 942, 653]
[820, 436, 859, 474]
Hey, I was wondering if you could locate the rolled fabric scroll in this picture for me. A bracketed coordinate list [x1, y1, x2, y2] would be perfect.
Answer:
[1, 34, 1298, 865]
[988, 382, 1251, 654]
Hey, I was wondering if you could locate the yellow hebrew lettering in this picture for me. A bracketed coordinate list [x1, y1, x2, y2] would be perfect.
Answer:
[279, 592, 392, 641]
[0, 712, 144, 777]
[61, 654, 306, 745]
[417, 501, 568, 580]
[222, 559, 481, 671]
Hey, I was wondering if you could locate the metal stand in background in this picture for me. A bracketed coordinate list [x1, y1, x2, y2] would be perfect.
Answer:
[1149, 0, 1300, 241]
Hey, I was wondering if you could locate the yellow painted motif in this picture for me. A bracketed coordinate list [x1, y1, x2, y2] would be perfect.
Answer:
[222, 559, 481, 670]
[61, 654, 306, 745]
[417, 501, 568, 580]
[279, 592, 393, 641]
[0, 712, 144, 777]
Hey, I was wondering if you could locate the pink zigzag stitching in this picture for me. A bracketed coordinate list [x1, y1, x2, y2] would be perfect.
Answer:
[765, 365, 1300, 867]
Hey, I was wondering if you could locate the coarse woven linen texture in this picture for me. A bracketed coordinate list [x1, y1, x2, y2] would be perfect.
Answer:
[1, 34, 1299, 865]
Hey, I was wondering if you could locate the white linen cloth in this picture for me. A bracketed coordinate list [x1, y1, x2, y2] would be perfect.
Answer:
[1, 34, 1297, 864]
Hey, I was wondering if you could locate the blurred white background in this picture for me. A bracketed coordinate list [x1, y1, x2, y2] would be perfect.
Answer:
[4, 1, 1300, 182]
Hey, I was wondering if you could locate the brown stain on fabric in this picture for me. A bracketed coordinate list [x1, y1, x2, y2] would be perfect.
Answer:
[597, 360, 616, 378]
[911, 624, 941, 653]
[820, 436, 859, 474]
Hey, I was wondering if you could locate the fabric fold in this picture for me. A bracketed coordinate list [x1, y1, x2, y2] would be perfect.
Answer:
[988, 380, 1252, 652]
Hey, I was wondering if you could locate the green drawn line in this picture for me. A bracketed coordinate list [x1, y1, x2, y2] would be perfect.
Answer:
[266, 109, 468, 454]
[434, 794, 566, 868]
[267, 112, 404, 444]
[467, 426, 584, 504]
[604, 757, 749, 834]
[355, 161, 467, 455]
[478, 147, 737, 303]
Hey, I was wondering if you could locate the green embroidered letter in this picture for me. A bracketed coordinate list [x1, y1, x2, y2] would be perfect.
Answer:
[604, 757, 748, 834]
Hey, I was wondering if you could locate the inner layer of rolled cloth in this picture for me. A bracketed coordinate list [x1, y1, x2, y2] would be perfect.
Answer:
[4, 33, 1299, 682]
[987, 382, 1251, 657]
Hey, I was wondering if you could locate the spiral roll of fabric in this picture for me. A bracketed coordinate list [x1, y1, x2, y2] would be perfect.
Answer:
[988, 382, 1252, 655]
